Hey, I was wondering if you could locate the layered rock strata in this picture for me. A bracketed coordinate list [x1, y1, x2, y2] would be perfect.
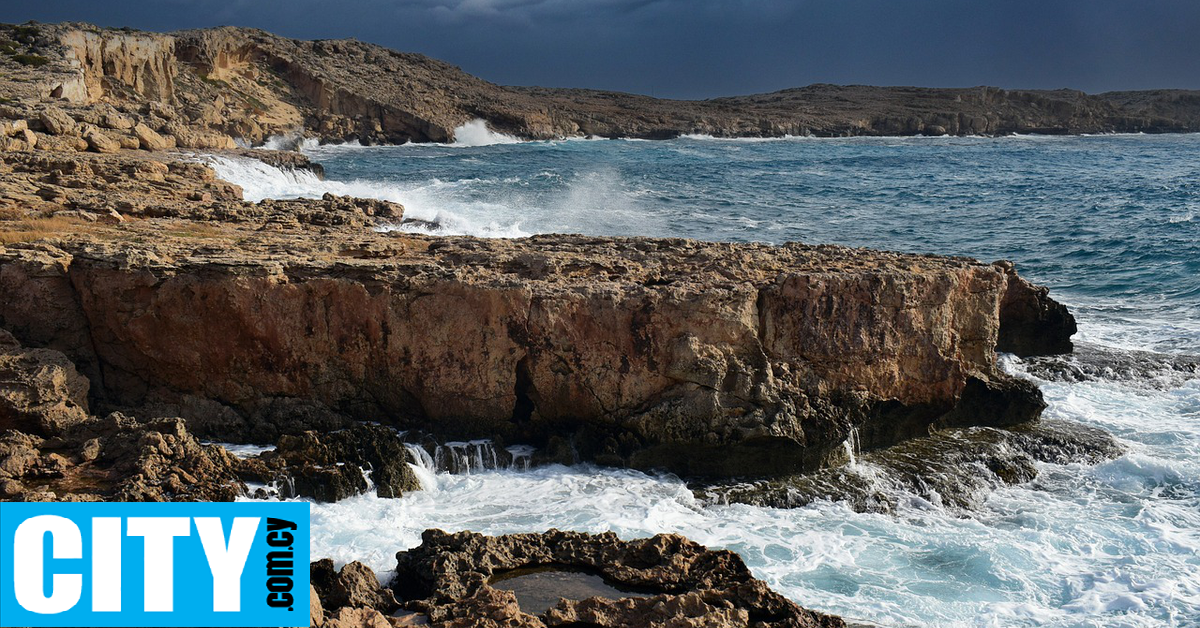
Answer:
[2, 21, 1199, 150]
[0, 205, 1073, 478]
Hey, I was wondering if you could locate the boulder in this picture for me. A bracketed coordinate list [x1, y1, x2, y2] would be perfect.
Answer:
[169, 126, 237, 149]
[133, 122, 174, 150]
[310, 560, 398, 614]
[83, 127, 121, 153]
[101, 111, 135, 131]
[254, 424, 422, 502]
[117, 134, 141, 150]
[39, 107, 78, 136]
[310, 585, 324, 627]
[0, 330, 91, 436]
[0, 119, 28, 136]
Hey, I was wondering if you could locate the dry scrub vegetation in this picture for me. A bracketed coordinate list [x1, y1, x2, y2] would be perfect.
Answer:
[0, 209, 91, 244]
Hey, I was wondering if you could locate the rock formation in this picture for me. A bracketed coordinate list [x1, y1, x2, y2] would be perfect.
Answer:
[2, 21, 1200, 151]
[0, 19, 1087, 488]
[387, 529, 844, 628]
[0, 204, 1075, 479]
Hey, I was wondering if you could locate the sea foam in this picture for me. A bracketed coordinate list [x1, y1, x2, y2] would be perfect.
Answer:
[451, 119, 522, 147]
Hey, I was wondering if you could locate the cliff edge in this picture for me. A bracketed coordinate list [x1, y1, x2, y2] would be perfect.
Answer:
[1, 21, 1199, 147]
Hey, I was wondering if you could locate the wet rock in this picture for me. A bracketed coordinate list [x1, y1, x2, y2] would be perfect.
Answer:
[1021, 342, 1200, 389]
[254, 424, 421, 502]
[392, 529, 843, 628]
[997, 264, 1077, 356]
[702, 418, 1123, 513]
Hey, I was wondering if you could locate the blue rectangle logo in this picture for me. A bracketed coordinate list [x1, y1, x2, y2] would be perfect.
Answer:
[0, 502, 310, 627]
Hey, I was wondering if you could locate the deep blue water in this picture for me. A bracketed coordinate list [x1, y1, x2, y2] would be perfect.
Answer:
[212, 133, 1200, 627]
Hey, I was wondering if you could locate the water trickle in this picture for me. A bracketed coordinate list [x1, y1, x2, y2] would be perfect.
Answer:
[409, 438, 537, 475]
[843, 426, 862, 466]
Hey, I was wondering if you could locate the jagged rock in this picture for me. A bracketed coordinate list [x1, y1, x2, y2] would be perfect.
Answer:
[996, 263, 1078, 356]
[311, 559, 399, 613]
[168, 125, 236, 149]
[392, 529, 843, 628]
[0, 119, 28, 136]
[310, 585, 325, 628]
[255, 424, 421, 502]
[0, 404, 246, 502]
[702, 418, 1123, 512]
[34, 133, 87, 152]
[0, 136, 30, 152]
[0, 228, 1069, 480]
[39, 107, 78, 136]
[133, 122, 173, 150]
[82, 126, 120, 153]
[71, 413, 245, 501]
[0, 431, 44, 481]
[0, 330, 91, 435]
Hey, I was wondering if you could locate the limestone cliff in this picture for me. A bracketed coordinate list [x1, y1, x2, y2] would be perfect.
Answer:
[0, 216, 1073, 478]
[2, 21, 1200, 149]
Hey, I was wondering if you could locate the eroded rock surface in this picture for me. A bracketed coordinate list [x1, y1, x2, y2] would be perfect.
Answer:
[389, 529, 844, 628]
[701, 418, 1124, 512]
[0, 225, 1072, 479]
[2, 22, 1199, 150]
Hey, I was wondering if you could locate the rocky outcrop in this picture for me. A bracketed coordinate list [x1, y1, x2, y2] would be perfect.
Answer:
[312, 559, 400, 614]
[0, 323, 243, 502]
[996, 263, 1077, 356]
[242, 424, 423, 502]
[0, 328, 90, 435]
[0, 216, 1073, 479]
[3, 22, 1200, 147]
[702, 418, 1124, 512]
[389, 529, 844, 628]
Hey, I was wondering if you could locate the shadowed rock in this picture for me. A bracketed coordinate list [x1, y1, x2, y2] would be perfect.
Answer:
[0, 230, 1074, 481]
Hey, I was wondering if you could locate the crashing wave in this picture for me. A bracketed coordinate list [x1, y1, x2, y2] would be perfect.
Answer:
[451, 119, 522, 146]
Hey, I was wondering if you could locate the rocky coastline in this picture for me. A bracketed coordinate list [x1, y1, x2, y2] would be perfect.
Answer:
[0, 19, 1137, 626]
[2, 21, 1200, 148]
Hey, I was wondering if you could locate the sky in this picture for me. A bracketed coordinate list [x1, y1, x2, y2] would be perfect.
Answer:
[3, 0, 1199, 99]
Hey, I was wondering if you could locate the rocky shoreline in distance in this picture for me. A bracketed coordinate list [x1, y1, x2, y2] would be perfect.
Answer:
[2, 21, 1200, 147]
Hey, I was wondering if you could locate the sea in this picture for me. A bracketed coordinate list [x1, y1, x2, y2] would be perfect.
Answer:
[208, 126, 1200, 627]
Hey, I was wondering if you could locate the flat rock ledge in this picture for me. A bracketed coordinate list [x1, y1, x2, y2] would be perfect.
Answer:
[0, 228, 1075, 481]
[307, 529, 845, 628]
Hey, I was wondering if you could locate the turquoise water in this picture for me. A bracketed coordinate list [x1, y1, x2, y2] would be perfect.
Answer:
[214, 133, 1200, 627]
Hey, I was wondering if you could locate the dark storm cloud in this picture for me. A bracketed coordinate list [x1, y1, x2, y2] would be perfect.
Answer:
[3, 0, 1199, 98]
